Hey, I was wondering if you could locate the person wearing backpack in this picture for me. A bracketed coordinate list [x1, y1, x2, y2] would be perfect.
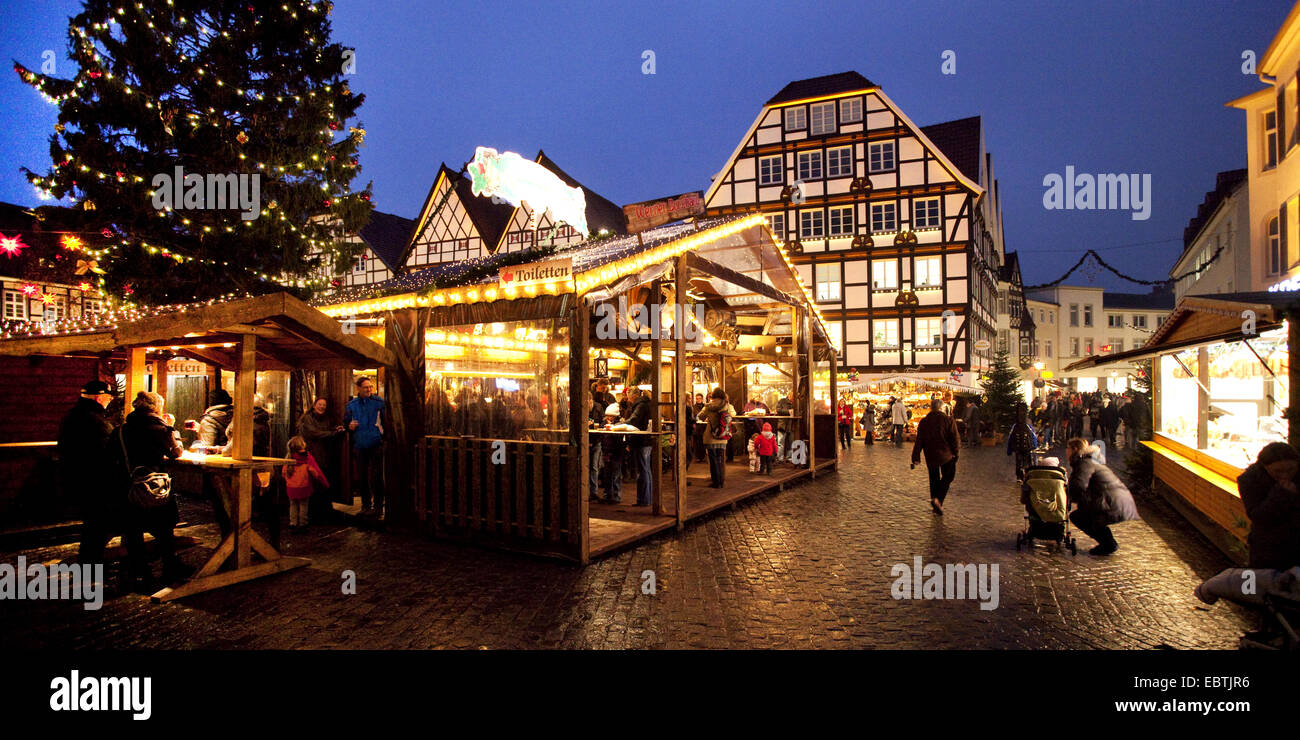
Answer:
[282, 436, 328, 531]
[698, 388, 735, 488]
[1006, 404, 1039, 481]
[111, 391, 189, 590]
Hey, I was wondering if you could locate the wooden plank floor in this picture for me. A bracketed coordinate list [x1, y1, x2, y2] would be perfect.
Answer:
[587, 456, 836, 557]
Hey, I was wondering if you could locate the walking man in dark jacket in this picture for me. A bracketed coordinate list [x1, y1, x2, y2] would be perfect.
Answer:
[911, 399, 960, 515]
[60, 380, 116, 564]
[1066, 437, 1139, 555]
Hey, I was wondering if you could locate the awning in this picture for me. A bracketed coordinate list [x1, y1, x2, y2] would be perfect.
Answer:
[852, 374, 982, 394]
[1065, 291, 1296, 372]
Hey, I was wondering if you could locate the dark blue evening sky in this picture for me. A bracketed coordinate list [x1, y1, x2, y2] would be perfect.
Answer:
[0, 0, 1291, 290]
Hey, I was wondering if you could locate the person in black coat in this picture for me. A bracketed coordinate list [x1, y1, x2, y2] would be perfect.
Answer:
[196, 389, 235, 536]
[1236, 442, 1300, 570]
[624, 388, 654, 506]
[59, 380, 116, 563]
[110, 391, 188, 586]
[1066, 437, 1139, 555]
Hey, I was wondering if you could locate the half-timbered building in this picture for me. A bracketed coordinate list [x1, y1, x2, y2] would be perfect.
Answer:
[703, 71, 1009, 384]
[401, 152, 625, 270]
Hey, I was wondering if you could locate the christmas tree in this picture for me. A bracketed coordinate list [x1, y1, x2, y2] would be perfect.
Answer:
[13, 0, 371, 305]
[979, 348, 1023, 434]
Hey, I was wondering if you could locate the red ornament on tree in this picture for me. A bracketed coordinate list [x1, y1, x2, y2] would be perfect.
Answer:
[87, 69, 102, 79]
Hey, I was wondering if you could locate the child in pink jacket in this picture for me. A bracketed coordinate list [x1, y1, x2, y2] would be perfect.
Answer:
[282, 436, 328, 530]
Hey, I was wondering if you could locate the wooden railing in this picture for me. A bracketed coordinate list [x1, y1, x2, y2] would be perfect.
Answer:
[414, 435, 578, 557]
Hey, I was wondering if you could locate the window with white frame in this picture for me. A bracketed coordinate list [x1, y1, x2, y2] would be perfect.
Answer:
[870, 202, 897, 232]
[1070, 337, 1080, 357]
[915, 317, 942, 348]
[1132, 314, 1147, 329]
[873, 319, 899, 348]
[871, 259, 898, 289]
[1107, 314, 1122, 328]
[840, 97, 862, 123]
[868, 141, 895, 172]
[822, 322, 843, 358]
[1069, 304, 1079, 327]
[1083, 304, 1093, 327]
[2, 290, 26, 320]
[810, 101, 836, 135]
[797, 150, 822, 181]
[815, 263, 841, 302]
[352, 256, 366, 273]
[1084, 338, 1094, 355]
[784, 106, 806, 131]
[766, 213, 786, 240]
[826, 146, 853, 178]
[1266, 109, 1279, 169]
[1270, 217, 1281, 275]
[828, 205, 853, 237]
[1045, 340, 1052, 358]
[799, 209, 825, 239]
[913, 197, 941, 229]
[914, 255, 942, 287]
[759, 155, 783, 186]
[82, 297, 104, 315]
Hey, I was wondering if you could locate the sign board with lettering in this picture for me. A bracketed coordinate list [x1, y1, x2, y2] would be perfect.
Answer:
[499, 257, 574, 290]
[622, 191, 705, 234]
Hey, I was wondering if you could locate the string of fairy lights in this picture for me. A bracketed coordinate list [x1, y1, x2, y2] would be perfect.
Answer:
[12, 0, 363, 299]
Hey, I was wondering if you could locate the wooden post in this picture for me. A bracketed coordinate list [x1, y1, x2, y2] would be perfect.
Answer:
[1290, 313, 1299, 450]
[829, 338, 839, 470]
[154, 353, 170, 401]
[232, 335, 256, 570]
[571, 304, 591, 563]
[650, 279, 663, 516]
[124, 346, 147, 422]
[801, 309, 816, 475]
[1197, 345, 1210, 451]
[675, 255, 688, 530]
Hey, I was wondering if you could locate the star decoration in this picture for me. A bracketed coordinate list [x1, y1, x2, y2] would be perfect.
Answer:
[60, 234, 84, 251]
[236, 131, 249, 145]
[0, 233, 28, 257]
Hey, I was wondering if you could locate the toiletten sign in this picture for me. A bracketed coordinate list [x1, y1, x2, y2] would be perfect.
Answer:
[499, 257, 573, 290]
[622, 191, 705, 234]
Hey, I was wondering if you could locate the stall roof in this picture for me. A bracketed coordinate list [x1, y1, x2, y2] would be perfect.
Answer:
[316, 214, 834, 345]
[0, 292, 395, 372]
[854, 374, 982, 394]
[1065, 291, 1298, 372]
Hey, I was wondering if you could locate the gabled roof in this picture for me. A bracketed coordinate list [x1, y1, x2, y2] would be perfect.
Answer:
[766, 72, 876, 105]
[998, 251, 1021, 284]
[1178, 168, 1247, 257]
[920, 116, 982, 182]
[534, 151, 627, 236]
[357, 210, 415, 272]
[451, 166, 515, 253]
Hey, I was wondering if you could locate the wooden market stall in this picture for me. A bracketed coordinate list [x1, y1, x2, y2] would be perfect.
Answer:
[318, 214, 840, 562]
[1066, 291, 1298, 561]
[0, 292, 395, 599]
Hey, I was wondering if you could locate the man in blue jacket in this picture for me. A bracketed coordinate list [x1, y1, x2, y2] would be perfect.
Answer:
[345, 376, 387, 517]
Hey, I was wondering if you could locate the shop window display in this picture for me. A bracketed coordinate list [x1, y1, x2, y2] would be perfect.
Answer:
[1157, 328, 1288, 470]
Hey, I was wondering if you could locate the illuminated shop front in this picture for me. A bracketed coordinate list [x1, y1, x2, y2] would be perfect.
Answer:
[1067, 292, 1298, 560]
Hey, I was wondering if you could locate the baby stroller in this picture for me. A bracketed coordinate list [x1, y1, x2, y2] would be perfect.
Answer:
[1015, 454, 1077, 555]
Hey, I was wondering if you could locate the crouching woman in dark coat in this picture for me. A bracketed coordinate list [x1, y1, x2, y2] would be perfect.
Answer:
[1066, 437, 1139, 556]
[111, 391, 189, 587]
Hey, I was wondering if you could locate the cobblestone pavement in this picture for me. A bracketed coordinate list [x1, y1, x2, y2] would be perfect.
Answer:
[0, 442, 1255, 649]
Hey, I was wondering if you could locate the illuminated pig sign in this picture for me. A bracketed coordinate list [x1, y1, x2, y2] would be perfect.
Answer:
[467, 146, 589, 236]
